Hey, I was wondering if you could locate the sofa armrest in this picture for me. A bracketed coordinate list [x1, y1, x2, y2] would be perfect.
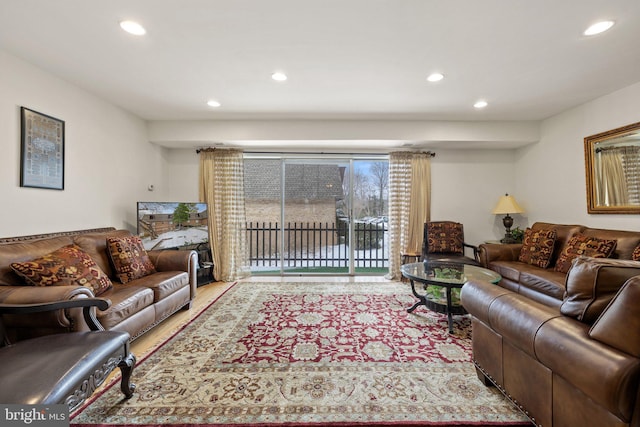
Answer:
[589, 275, 640, 357]
[147, 249, 198, 300]
[478, 243, 522, 268]
[0, 285, 95, 340]
[536, 316, 640, 422]
[0, 298, 111, 343]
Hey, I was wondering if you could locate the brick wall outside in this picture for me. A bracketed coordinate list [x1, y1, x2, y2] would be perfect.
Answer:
[246, 199, 341, 258]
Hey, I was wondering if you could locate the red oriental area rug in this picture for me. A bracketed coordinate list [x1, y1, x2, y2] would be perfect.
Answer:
[71, 281, 530, 426]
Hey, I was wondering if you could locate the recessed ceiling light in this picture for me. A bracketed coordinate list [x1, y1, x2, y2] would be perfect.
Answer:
[271, 72, 288, 82]
[474, 100, 488, 109]
[427, 73, 444, 82]
[584, 20, 615, 36]
[120, 20, 146, 36]
[207, 100, 221, 108]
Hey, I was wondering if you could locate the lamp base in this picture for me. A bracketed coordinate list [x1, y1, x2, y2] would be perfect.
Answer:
[500, 214, 515, 244]
[500, 235, 517, 244]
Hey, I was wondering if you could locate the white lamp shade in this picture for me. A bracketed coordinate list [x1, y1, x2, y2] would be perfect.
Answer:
[492, 194, 524, 214]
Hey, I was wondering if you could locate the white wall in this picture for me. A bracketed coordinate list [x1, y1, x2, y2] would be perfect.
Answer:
[0, 50, 167, 236]
[431, 150, 518, 245]
[516, 81, 640, 231]
[163, 149, 201, 202]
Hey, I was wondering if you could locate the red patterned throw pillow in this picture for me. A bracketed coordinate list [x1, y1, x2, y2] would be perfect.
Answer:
[554, 233, 617, 274]
[518, 227, 557, 268]
[632, 244, 640, 261]
[10, 244, 112, 296]
[107, 236, 156, 283]
[427, 222, 464, 254]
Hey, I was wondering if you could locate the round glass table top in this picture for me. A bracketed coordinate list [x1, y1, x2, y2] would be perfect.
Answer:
[400, 261, 501, 286]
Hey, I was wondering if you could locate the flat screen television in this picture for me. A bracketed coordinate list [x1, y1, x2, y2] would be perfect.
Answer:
[137, 202, 209, 251]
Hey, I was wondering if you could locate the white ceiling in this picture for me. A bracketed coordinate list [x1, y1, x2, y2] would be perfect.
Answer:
[1, 0, 640, 124]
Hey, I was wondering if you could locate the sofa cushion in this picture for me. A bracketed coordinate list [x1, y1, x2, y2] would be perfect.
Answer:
[589, 276, 640, 357]
[560, 257, 640, 324]
[426, 222, 463, 254]
[554, 234, 616, 274]
[519, 267, 566, 300]
[9, 244, 112, 296]
[96, 284, 155, 329]
[632, 244, 640, 261]
[518, 227, 556, 268]
[126, 271, 189, 302]
[107, 236, 156, 284]
[487, 260, 521, 283]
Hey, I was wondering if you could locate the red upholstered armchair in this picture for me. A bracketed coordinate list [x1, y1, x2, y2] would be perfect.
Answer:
[423, 221, 480, 266]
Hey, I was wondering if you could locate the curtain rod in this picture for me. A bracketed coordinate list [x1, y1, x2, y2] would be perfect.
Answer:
[196, 148, 436, 157]
[595, 145, 639, 153]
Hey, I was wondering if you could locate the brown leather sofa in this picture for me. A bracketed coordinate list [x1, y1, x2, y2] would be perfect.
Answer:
[0, 227, 198, 342]
[462, 222, 640, 426]
[478, 222, 640, 307]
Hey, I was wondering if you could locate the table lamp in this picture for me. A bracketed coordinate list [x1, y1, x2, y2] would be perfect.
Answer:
[492, 193, 524, 243]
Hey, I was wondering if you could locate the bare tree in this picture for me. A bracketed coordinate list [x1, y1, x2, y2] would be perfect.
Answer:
[351, 170, 372, 218]
[370, 162, 389, 215]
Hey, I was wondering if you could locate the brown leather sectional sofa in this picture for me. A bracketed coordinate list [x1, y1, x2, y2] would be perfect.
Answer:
[0, 227, 198, 342]
[461, 222, 640, 426]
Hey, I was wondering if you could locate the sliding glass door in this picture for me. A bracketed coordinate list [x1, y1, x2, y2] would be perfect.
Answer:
[244, 155, 388, 275]
[282, 159, 350, 273]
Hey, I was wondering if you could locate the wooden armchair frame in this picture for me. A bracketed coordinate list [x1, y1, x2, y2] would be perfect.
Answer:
[0, 298, 136, 411]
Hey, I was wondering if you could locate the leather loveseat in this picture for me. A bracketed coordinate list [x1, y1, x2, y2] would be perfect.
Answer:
[461, 222, 640, 426]
[0, 227, 198, 342]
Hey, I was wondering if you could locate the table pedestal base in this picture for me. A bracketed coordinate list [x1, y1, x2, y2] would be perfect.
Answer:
[406, 279, 465, 334]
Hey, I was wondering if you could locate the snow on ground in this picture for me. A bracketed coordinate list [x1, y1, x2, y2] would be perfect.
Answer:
[141, 225, 389, 270]
[251, 232, 389, 271]
[141, 227, 209, 250]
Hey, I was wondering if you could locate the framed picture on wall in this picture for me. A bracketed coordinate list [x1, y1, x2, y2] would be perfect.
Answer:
[20, 107, 65, 190]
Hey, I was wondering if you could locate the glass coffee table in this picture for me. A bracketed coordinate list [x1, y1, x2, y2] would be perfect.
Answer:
[401, 261, 501, 333]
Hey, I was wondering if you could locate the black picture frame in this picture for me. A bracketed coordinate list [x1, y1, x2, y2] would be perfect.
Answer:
[20, 107, 65, 190]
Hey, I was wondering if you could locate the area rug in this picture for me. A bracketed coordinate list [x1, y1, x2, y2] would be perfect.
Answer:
[71, 281, 530, 426]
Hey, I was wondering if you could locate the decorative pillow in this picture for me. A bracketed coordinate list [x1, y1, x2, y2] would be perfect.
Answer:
[107, 236, 156, 283]
[10, 244, 112, 296]
[517, 227, 557, 268]
[554, 233, 617, 274]
[427, 222, 463, 254]
[632, 244, 640, 261]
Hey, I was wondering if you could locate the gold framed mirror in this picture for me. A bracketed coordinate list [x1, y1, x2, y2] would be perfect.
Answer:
[584, 121, 640, 214]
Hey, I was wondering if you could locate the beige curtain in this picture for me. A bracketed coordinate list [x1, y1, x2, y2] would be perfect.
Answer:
[597, 150, 628, 206]
[621, 146, 640, 205]
[386, 152, 432, 280]
[199, 149, 250, 281]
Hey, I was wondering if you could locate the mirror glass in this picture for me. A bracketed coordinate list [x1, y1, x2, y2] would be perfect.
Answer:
[584, 121, 640, 214]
